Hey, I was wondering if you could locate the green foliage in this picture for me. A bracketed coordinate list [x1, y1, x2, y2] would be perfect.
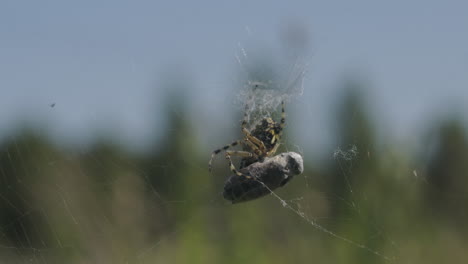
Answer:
[1, 80, 467, 263]
[425, 119, 468, 231]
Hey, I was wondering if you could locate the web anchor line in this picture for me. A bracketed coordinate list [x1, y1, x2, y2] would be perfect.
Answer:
[256, 179, 395, 262]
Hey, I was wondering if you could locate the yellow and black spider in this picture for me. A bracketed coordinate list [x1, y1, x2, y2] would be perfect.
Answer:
[208, 101, 286, 178]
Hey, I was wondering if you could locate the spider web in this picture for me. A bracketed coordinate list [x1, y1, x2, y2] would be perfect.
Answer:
[231, 43, 398, 262]
[0, 51, 398, 264]
[0, 137, 397, 263]
[4, 32, 465, 264]
[235, 45, 306, 129]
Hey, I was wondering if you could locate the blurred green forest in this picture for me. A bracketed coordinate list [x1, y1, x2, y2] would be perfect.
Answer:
[1, 75, 468, 264]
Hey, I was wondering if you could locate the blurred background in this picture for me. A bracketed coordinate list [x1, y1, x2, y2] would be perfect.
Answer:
[1, 0, 468, 263]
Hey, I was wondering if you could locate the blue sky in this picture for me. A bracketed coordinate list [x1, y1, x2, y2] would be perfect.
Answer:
[1, 0, 467, 154]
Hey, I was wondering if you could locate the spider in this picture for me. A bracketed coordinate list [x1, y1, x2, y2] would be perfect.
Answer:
[208, 101, 286, 179]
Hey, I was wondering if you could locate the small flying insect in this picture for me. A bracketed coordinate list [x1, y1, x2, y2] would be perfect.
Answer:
[223, 151, 303, 203]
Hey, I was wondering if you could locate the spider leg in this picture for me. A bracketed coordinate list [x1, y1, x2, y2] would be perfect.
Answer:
[280, 100, 286, 130]
[225, 152, 253, 179]
[226, 150, 256, 159]
[267, 142, 280, 156]
[266, 101, 285, 156]
[226, 150, 259, 166]
[241, 103, 268, 154]
[242, 128, 268, 153]
[209, 140, 241, 172]
[241, 138, 263, 156]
